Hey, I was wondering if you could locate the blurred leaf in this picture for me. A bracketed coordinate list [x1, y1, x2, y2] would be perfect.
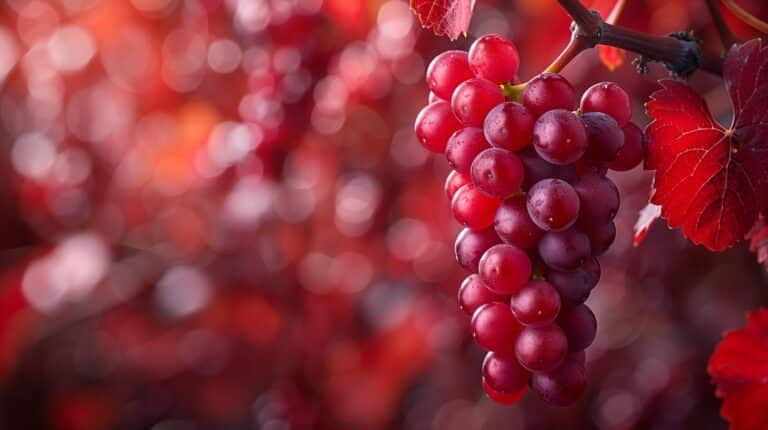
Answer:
[598, 45, 625, 71]
[747, 216, 768, 270]
[645, 39, 768, 251]
[410, 0, 476, 40]
[709, 308, 768, 430]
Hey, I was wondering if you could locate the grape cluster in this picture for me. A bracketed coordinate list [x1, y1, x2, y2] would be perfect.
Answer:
[415, 34, 643, 406]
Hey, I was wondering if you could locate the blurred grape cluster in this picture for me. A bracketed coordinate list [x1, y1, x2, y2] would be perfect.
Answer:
[0, 0, 767, 429]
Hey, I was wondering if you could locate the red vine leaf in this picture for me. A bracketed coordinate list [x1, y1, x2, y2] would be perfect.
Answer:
[598, 46, 625, 71]
[409, 0, 476, 40]
[645, 39, 768, 251]
[708, 308, 768, 430]
[747, 216, 768, 270]
[633, 203, 662, 246]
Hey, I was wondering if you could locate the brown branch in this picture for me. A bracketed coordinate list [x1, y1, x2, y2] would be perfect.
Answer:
[721, 0, 768, 34]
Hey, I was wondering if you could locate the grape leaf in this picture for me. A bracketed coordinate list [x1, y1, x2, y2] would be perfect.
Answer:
[747, 217, 768, 270]
[633, 203, 662, 246]
[409, 0, 476, 40]
[708, 308, 768, 430]
[645, 39, 768, 251]
[598, 46, 625, 71]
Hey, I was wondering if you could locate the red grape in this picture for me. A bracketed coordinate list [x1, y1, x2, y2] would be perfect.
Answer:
[483, 102, 534, 151]
[580, 81, 631, 126]
[451, 78, 505, 126]
[483, 379, 527, 404]
[470, 148, 524, 199]
[494, 195, 544, 248]
[522, 73, 576, 117]
[414, 100, 462, 153]
[454, 227, 502, 272]
[445, 127, 490, 173]
[610, 122, 644, 171]
[451, 183, 501, 229]
[478, 244, 533, 295]
[445, 170, 471, 200]
[482, 351, 530, 398]
[426, 50, 474, 100]
[510, 280, 561, 327]
[526, 178, 580, 232]
[515, 324, 568, 372]
[558, 304, 597, 351]
[458, 274, 506, 315]
[468, 34, 520, 84]
[532, 109, 587, 165]
[471, 302, 523, 354]
[531, 357, 587, 406]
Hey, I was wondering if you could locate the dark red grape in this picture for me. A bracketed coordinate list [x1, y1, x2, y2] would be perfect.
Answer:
[521, 73, 576, 117]
[414, 100, 462, 153]
[515, 324, 568, 372]
[468, 34, 520, 84]
[426, 50, 474, 100]
[454, 227, 502, 272]
[585, 222, 615, 256]
[451, 183, 501, 229]
[471, 302, 523, 354]
[470, 148, 524, 199]
[483, 102, 534, 151]
[526, 178, 580, 232]
[445, 170, 471, 200]
[580, 111, 624, 166]
[538, 229, 591, 271]
[451, 78, 505, 126]
[494, 195, 544, 248]
[610, 122, 644, 171]
[458, 274, 505, 315]
[580, 81, 631, 126]
[558, 304, 597, 351]
[573, 173, 620, 228]
[445, 127, 490, 173]
[478, 244, 532, 295]
[531, 357, 587, 406]
[482, 351, 530, 401]
[483, 379, 527, 404]
[546, 258, 600, 306]
[518, 147, 575, 189]
[532, 109, 587, 165]
[510, 280, 561, 327]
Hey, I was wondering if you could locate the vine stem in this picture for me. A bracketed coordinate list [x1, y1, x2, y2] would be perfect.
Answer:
[721, 0, 768, 34]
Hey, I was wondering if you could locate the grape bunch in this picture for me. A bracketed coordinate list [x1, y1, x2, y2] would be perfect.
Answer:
[414, 34, 644, 406]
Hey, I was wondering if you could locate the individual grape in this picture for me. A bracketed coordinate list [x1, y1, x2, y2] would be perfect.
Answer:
[532, 109, 587, 165]
[546, 258, 600, 306]
[573, 173, 620, 228]
[451, 78, 505, 126]
[580, 81, 631, 126]
[483, 102, 534, 151]
[610, 122, 644, 171]
[471, 302, 523, 354]
[510, 280, 561, 327]
[483, 379, 527, 404]
[482, 351, 530, 398]
[515, 324, 568, 372]
[451, 184, 501, 229]
[445, 170, 471, 200]
[458, 274, 505, 315]
[468, 34, 520, 84]
[414, 100, 462, 153]
[531, 357, 587, 406]
[526, 178, 580, 232]
[445, 127, 490, 173]
[426, 50, 474, 100]
[570, 351, 586, 366]
[518, 147, 575, 189]
[522, 73, 576, 117]
[478, 244, 533, 295]
[470, 148, 524, 199]
[585, 222, 615, 256]
[580, 112, 624, 166]
[455, 227, 501, 272]
[428, 91, 443, 104]
[558, 304, 597, 351]
[538, 229, 591, 271]
[494, 195, 544, 248]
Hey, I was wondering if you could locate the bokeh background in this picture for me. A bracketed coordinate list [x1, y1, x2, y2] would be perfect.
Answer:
[0, 0, 767, 429]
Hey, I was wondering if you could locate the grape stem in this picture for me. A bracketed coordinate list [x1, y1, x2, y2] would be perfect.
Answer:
[555, 0, 723, 76]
